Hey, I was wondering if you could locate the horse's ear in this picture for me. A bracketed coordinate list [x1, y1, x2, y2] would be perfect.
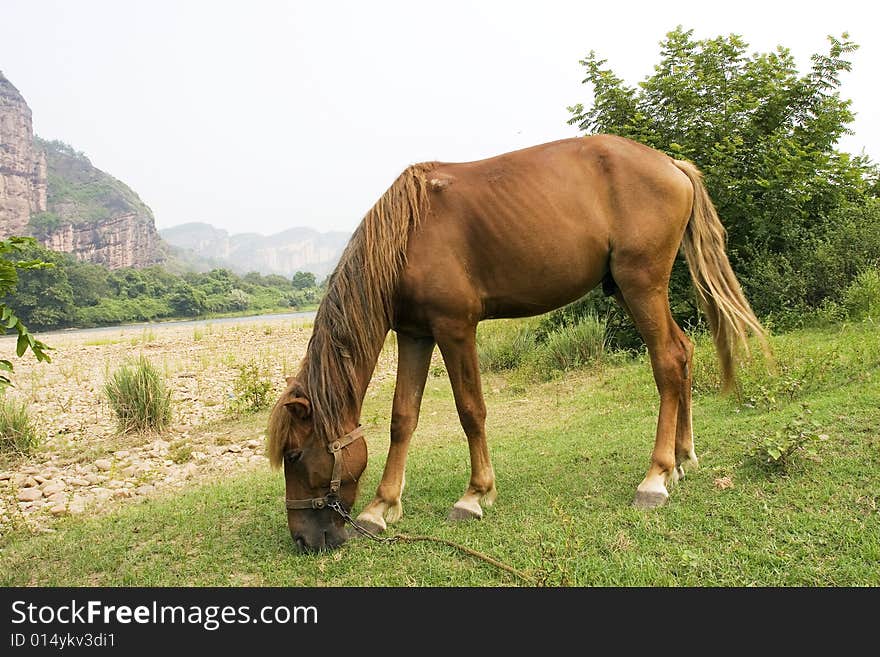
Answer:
[285, 376, 296, 386]
[284, 397, 311, 420]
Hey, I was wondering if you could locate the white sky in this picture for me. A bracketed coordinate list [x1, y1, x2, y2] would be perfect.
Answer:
[2, 1, 877, 235]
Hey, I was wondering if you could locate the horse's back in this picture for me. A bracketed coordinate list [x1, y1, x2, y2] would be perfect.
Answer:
[395, 136, 692, 328]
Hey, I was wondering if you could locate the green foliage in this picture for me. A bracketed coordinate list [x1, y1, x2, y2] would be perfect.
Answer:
[476, 318, 539, 372]
[568, 28, 880, 326]
[226, 360, 274, 415]
[291, 271, 317, 290]
[843, 268, 880, 320]
[168, 439, 193, 464]
[748, 405, 828, 471]
[5, 242, 321, 330]
[476, 312, 609, 379]
[27, 211, 61, 240]
[0, 237, 53, 390]
[0, 396, 40, 456]
[531, 314, 608, 379]
[104, 356, 172, 434]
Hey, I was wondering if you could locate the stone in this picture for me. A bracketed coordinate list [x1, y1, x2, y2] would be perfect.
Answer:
[0, 472, 11, 481]
[135, 484, 155, 496]
[68, 501, 86, 515]
[12, 474, 28, 487]
[67, 477, 90, 486]
[17, 487, 43, 502]
[112, 489, 131, 499]
[114, 450, 131, 458]
[47, 492, 67, 504]
[226, 444, 242, 453]
[95, 459, 113, 471]
[49, 505, 67, 516]
[84, 474, 102, 484]
[41, 481, 66, 496]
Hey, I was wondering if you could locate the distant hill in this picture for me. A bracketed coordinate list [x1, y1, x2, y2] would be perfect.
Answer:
[160, 222, 350, 277]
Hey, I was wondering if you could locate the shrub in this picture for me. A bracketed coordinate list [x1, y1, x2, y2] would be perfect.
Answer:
[104, 356, 172, 433]
[531, 314, 608, 379]
[0, 397, 40, 455]
[748, 406, 828, 471]
[843, 268, 880, 321]
[227, 360, 274, 415]
[476, 319, 539, 372]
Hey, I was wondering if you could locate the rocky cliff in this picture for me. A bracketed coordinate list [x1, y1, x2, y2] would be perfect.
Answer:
[161, 222, 349, 277]
[0, 71, 164, 268]
[0, 71, 47, 236]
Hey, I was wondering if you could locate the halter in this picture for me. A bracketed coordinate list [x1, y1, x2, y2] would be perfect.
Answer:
[284, 426, 365, 511]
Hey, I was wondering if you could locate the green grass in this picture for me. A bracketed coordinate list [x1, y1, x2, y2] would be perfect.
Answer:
[1, 323, 878, 585]
[0, 397, 40, 456]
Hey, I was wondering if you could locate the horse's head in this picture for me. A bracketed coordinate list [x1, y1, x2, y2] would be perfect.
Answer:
[267, 377, 367, 553]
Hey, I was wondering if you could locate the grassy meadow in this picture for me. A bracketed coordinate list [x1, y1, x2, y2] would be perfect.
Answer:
[1, 321, 878, 586]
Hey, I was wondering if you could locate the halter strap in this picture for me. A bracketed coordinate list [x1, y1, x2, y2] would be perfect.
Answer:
[285, 426, 365, 511]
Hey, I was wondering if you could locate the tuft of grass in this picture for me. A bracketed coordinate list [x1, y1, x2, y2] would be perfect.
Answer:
[168, 439, 193, 464]
[476, 318, 539, 372]
[530, 313, 607, 379]
[104, 356, 172, 434]
[0, 396, 40, 456]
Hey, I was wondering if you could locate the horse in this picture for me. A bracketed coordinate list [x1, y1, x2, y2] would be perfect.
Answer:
[267, 134, 768, 552]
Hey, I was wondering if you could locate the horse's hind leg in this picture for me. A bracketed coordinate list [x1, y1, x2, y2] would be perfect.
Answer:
[435, 321, 497, 521]
[355, 333, 434, 534]
[614, 287, 696, 482]
[613, 276, 689, 508]
[673, 324, 698, 478]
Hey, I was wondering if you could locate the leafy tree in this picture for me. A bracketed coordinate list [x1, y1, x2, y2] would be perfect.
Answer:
[291, 271, 317, 290]
[6, 243, 75, 330]
[169, 282, 206, 316]
[0, 237, 53, 389]
[568, 27, 878, 326]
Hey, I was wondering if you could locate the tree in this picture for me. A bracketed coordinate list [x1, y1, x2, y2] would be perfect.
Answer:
[6, 243, 75, 330]
[568, 28, 878, 325]
[0, 237, 52, 389]
[169, 282, 206, 317]
[291, 271, 317, 290]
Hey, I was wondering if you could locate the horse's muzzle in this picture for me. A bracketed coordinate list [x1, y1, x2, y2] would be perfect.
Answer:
[291, 526, 348, 553]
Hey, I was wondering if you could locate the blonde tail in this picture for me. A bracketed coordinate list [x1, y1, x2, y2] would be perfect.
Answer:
[674, 160, 771, 390]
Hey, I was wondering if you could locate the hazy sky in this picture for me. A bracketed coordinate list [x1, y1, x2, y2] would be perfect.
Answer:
[2, 1, 877, 235]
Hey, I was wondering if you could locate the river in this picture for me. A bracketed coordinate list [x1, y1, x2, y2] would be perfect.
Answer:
[2, 310, 318, 341]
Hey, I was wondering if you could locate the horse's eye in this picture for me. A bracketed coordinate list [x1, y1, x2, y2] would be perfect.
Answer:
[285, 450, 303, 464]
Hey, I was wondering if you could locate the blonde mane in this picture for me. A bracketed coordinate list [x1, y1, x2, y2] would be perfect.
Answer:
[267, 163, 436, 466]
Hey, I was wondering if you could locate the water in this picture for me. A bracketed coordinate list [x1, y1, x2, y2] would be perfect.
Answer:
[1, 310, 318, 341]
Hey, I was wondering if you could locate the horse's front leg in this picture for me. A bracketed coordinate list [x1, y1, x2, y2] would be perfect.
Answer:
[356, 333, 434, 534]
[436, 321, 497, 521]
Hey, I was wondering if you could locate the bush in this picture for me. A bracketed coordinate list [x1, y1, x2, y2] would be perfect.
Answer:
[748, 406, 828, 471]
[530, 314, 608, 379]
[0, 397, 40, 455]
[843, 268, 880, 321]
[227, 360, 274, 415]
[104, 356, 172, 433]
[476, 319, 539, 372]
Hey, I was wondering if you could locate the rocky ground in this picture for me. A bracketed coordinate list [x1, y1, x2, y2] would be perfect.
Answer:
[0, 316, 399, 535]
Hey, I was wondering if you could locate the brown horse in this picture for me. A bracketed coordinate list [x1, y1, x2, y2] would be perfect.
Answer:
[268, 134, 768, 552]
